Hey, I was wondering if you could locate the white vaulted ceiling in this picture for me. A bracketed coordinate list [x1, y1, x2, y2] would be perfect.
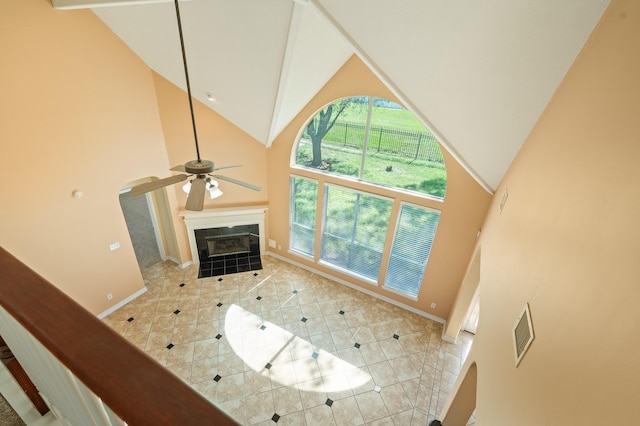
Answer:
[53, 0, 610, 192]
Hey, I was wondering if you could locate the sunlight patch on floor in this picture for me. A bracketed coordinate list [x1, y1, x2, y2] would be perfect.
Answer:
[225, 304, 371, 392]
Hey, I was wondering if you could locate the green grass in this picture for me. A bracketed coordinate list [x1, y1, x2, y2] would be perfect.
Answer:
[340, 104, 431, 133]
[296, 142, 446, 198]
[307, 104, 444, 164]
[297, 99, 446, 197]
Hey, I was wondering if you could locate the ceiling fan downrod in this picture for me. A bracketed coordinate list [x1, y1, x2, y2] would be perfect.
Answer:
[174, 0, 202, 164]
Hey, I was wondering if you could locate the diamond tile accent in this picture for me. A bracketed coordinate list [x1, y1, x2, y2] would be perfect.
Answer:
[174, 310, 180, 315]
[254, 272, 259, 276]
[105, 256, 473, 426]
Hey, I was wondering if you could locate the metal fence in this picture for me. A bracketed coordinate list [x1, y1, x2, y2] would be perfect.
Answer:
[313, 121, 445, 164]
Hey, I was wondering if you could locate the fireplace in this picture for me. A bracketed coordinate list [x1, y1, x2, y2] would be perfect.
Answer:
[180, 208, 267, 278]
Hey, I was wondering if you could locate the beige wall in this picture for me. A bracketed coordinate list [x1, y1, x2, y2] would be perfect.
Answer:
[266, 56, 492, 319]
[0, 1, 170, 313]
[459, 0, 640, 423]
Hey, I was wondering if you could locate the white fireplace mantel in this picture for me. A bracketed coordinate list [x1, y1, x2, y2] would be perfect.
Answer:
[179, 206, 267, 264]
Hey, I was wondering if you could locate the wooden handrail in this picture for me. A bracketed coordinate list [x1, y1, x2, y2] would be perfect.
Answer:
[0, 247, 235, 425]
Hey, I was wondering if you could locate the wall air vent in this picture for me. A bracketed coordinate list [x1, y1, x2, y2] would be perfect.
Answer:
[513, 303, 534, 367]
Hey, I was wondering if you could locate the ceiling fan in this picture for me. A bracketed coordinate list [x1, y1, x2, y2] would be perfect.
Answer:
[130, 0, 261, 211]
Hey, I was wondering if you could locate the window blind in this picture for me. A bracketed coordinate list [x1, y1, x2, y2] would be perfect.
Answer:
[321, 185, 392, 281]
[290, 176, 318, 256]
[384, 203, 440, 298]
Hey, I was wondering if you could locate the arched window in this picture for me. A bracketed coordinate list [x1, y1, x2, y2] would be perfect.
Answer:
[294, 96, 446, 198]
[290, 97, 446, 300]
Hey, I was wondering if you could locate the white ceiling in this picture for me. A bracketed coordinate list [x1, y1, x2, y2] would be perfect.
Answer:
[53, 0, 610, 192]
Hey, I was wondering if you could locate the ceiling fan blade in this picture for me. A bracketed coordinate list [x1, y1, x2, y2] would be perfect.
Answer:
[185, 177, 206, 211]
[130, 174, 188, 197]
[170, 164, 187, 172]
[212, 174, 262, 192]
[213, 165, 242, 171]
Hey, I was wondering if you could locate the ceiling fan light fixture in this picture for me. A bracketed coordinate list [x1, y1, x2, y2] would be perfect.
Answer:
[206, 178, 223, 199]
[208, 185, 223, 199]
[182, 180, 192, 194]
[183, 178, 223, 199]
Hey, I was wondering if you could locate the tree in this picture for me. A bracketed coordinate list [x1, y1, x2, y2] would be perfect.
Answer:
[305, 99, 353, 167]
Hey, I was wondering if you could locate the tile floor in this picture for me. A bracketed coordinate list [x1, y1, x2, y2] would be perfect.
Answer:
[103, 257, 474, 425]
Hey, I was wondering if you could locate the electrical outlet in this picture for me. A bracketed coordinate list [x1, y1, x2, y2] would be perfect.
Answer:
[430, 302, 437, 309]
[107, 293, 113, 301]
[268, 239, 276, 248]
[109, 242, 120, 251]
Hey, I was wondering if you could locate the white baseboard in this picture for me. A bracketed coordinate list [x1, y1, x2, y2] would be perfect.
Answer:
[96, 257, 190, 319]
[96, 287, 147, 319]
[441, 332, 457, 344]
[266, 251, 446, 325]
[162, 256, 191, 269]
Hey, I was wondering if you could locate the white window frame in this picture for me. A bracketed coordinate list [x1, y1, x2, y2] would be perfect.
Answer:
[289, 175, 318, 259]
[319, 183, 392, 285]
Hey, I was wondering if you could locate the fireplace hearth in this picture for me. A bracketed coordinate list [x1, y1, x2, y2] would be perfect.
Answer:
[194, 224, 261, 278]
[180, 207, 267, 278]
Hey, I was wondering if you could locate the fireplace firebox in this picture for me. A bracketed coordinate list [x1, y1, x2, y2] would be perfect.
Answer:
[206, 233, 252, 257]
[194, 224, 261, 278]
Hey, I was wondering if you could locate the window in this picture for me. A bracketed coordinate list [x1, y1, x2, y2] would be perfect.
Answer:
[290, 176, 318, 257]
[320, 185, 392, 281]
[289, 96, 446, 300]
[294, 96, 446, 198]
[384, 203, 441, 299]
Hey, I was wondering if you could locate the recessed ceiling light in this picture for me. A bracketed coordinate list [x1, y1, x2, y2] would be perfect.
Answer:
[206, 93, 216, 102]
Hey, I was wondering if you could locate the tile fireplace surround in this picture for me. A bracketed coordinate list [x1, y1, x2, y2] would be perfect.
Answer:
[180, 208, 267, 278]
